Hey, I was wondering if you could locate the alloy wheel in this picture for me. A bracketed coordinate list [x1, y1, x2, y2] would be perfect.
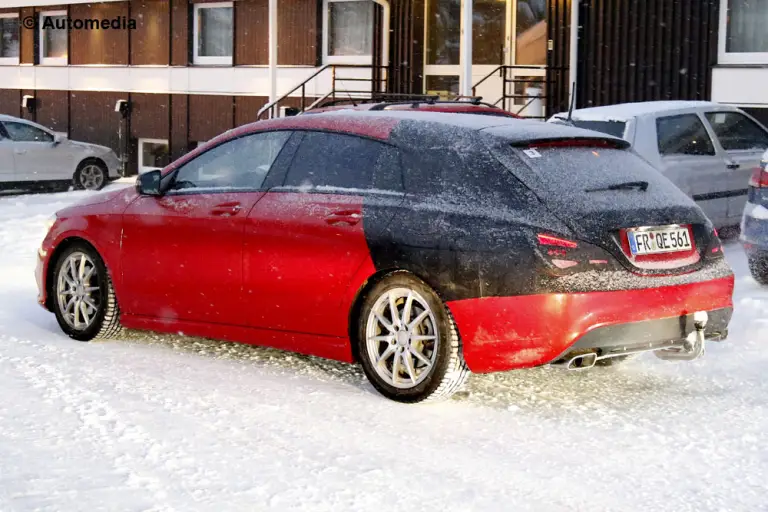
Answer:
[365, 287, 440, 389]
[56, 252, 102, 331]
[79, 165, 105, 190]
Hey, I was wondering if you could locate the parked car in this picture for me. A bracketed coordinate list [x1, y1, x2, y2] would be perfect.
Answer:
[0, 114, 121, 191]
[549, 101, 768, 229]
[741, 150, 768, 284]
[36, 112, 734, 403]
[304, 98, 522, 118]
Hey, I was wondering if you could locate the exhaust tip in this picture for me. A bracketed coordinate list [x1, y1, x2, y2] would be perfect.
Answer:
[567, 353, 597, 370]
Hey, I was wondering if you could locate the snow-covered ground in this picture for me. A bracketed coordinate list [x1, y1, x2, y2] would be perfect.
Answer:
[1, 184, 767, 512]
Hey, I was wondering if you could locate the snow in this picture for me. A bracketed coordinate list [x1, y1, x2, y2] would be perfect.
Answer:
[1, 185, 768, 511]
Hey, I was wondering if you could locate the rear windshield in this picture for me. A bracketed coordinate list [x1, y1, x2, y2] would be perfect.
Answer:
[569, 120, 627, 139]
[492, 145, 690, 213]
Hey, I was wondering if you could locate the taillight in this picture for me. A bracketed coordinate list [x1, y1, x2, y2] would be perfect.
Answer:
[749, 167, 768, 188]
[537, 233, 578, 248]
[706, 228, 724, 259]
[535, 233, 616, 276]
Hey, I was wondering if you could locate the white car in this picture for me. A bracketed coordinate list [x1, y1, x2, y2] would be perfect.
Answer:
[0, 114, 121, 191]
[549, 101, 768, 228]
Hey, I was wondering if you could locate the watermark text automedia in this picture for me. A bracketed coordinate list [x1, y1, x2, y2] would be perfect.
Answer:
[23, 16, 137, 30]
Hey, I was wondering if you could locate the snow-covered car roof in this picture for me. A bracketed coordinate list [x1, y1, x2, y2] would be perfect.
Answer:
[550, 101, 729, 123]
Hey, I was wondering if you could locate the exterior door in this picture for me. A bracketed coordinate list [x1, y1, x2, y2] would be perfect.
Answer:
[2, 121, 59, 182]
[655, 113, 730, 226]
[120, 131, 291, 325]
[703, 110, 768, 222]
[423, 0, 547, 114]
[244, 131, 404, 337]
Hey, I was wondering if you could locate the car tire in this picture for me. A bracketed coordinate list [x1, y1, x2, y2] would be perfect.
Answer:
[748, 255, 768, 285]
[356, 272, 469, 403]
[51, 242, 123, 342]
[73, 159, 108, 191]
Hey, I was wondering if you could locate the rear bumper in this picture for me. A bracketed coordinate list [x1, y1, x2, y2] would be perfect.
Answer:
[446, 276, 734, 373]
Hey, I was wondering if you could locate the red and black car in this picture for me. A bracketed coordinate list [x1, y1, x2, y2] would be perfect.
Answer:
[36, 112, 734, 403]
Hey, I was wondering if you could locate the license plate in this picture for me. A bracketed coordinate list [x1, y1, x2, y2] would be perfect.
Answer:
[628, 227, 692, 256]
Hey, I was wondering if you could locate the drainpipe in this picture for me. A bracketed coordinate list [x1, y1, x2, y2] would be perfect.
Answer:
[268, 0, 278, 110]
[461, 0, 472, 96]
[568, 0, 579, 107]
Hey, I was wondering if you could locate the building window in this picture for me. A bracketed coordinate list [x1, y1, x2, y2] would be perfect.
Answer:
[323, 0, 373, 64]
[193, 2, 233, 66]
[139, 138, 170, 174]
[39, 11, 68, 65]
[720, 0, 768, 64]
[0, 13, 20, 65]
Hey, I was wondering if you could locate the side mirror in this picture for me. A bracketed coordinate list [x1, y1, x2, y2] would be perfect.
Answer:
[136, 169, 162, 196]
[53, 133, 65, 145]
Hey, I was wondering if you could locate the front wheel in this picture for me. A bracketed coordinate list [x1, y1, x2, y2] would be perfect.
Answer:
[52, 243, 122, 341]
[357, 273, 469, 403]
[749, 255, 768, 285]
[74, 160, 107, 191]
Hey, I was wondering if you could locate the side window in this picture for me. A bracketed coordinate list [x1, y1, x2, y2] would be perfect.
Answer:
[284, 131, 402, 192]
[170, 131, 290, 192]
[705, 111, 768, 151]
[656, 114, 715, 156]
[3, 122, 54, 143]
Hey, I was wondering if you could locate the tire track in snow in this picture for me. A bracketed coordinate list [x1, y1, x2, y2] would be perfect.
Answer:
[3, 337, 232, 510]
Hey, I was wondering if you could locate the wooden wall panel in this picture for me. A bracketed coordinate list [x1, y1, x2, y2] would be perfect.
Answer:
[545, 0, 571, 117]
[130, 93, 170, 139]
[69, 91, 123, 152]
[235, 96, 267, 126]
[575, 0, 719, 108]
[131, 0, 170, 65]
[20, 7, 34, 64]
[388, 0, 424, 94]
[0, 90, 20, 118]
[70, 2, 130, 65]
[36, 90, 69, 134]
[278, 0, 318, 65]
[170, 93, 189, 160]
[189, 94, 234, 142]
[171, 0, 189, 66]
[235, 0, 268, 65]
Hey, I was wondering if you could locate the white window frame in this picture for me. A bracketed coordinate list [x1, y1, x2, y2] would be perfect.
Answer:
[39, 10, 68, 66]
[0, 13, 20, 65]
[138, 138, 170, 174]
[322, 0, 374, 65]
[193, 2, 233, 66]
[718, 0, 768, 65]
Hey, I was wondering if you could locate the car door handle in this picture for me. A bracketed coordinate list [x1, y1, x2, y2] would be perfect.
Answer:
[325, 210, 362, 226]
[14, 149, 26, 155]
[210, 203, 242, 217]
[726, 163, 740, 169]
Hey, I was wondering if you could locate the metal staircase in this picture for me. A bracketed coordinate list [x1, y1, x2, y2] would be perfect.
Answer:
[256, 64, 389, 120]
[471, 65, 568, 119]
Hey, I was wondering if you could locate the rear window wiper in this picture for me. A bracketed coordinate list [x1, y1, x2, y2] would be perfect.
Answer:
[585, 181, 649, 193]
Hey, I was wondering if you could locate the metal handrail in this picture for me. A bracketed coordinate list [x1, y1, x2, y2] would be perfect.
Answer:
[471, 65, 565, 119]
[256, 64, 389, 120]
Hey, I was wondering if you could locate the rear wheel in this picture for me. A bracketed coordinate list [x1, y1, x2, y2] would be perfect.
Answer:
[74, 160, 107, 191]
[748, 255, 768, 285]
[357, 273, 469, 403]
[51, 243, 122, 341]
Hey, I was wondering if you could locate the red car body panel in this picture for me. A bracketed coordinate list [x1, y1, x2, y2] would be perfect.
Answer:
[120, 192, 265, 325]
[243, 192, 372, 336]
[447, 276, 735, 373]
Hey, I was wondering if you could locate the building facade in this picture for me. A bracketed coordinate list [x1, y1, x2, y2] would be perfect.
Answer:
[0, 0, 763, 175]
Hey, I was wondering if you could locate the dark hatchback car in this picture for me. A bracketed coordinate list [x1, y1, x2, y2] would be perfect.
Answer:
[37, 112, 734, 403]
